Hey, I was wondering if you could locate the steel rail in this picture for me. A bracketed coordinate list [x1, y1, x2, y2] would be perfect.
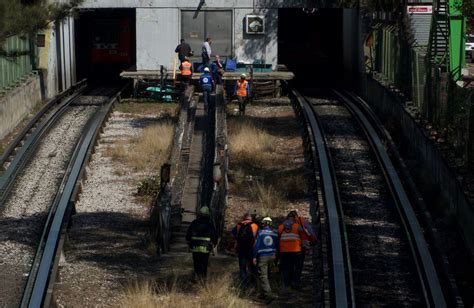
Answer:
[288, 87, 352, 307]
[333, 90, 447, 308]
[348, 91, 463, 306]
[0, 79, 86, 170]
[20, 87, 125, 307]
[0, 88, 87, 208]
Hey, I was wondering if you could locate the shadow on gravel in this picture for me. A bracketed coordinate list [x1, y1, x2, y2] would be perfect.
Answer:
[64, 211, 159, 274]
[0, 213, 49, 248]
[129, 115, 176, 129]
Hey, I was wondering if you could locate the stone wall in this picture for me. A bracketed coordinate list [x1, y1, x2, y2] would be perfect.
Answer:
[0, 75, 42, 140]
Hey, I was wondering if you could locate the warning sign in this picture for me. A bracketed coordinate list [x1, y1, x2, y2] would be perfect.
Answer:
[245, 15, 265, 34]
[407, 5, 432, 14]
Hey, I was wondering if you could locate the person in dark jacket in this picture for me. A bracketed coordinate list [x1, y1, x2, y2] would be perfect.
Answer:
[231, 213, 259, 286]
[253, 217, 279, 301]
[175, 39, 192, 63]
[186, 206, 218, 280]
[210, 55, 224, 86]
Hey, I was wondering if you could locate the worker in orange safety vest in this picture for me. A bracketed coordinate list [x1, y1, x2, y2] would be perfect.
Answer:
[233, 74, 250, 116]
[179, 57, 193, 91]
[278, 211, 305, 288]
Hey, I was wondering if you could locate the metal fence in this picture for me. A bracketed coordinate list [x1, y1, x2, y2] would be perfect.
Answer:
[0, 35, 34, 91]
[371, 23, 474, 165]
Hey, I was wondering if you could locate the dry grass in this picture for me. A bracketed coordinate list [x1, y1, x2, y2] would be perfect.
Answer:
[120, 274, 251, 308]
[115, 101, 178, 116]
[229, 119, 277, 170]
[248, 182, 285, 217]
[106, 121, 174, 171]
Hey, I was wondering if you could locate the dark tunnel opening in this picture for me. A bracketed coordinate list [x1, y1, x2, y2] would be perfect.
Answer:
[75, 9, 136, 85]
[278, 8, 343, 88]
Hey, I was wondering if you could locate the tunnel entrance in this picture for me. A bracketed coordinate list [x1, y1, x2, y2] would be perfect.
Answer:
[75, 9, 136, 84]
[278, 8, 343, 87]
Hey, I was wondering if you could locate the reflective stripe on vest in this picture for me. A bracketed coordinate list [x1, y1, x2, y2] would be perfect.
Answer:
[181, 62, 192, 76]
[236, 80, 248, 97]
[278, 224, 302, 253]
[257, 247, 275, 254]
[191, 236, 211, 253]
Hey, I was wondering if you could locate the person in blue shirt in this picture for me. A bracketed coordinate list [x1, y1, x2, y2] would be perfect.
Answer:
[199, 67, 213, 111]
[252, 216, 279, 301]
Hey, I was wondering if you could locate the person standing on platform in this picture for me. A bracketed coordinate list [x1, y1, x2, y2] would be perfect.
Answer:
[234, 74, 251, 116]
[202, 37, 212, 68]
[175, 39, 192, 63]
[199, 67, 213, 111]
[278, 211, 304, 289]
[231, 213, 259, 286]
[179, 57, 193, 91]
[211, 55, 224, 86]
[253, 217, 279, 301]
[186, 206, 218, 281]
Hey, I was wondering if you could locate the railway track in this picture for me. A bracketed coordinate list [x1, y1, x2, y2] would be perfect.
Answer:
[288, 86, 451, 306]
[0, 84, 127, 307]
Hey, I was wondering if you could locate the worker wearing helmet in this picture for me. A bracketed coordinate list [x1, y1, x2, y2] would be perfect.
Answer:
[253, 217, 279, 301]
[234, 73, 250, 116]
[186, 206, 218, 280]
[199, 67, 214, 111]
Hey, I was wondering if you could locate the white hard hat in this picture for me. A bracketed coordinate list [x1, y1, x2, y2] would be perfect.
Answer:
[240, 73, 246, 79]
[203, 67, 210, 72]
[262, 217, 272, 224]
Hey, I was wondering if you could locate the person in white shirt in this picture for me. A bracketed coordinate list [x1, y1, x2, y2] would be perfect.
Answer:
[202, 37, 212, 68]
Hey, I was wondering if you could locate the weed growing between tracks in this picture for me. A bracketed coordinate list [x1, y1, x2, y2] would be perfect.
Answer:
[120, 273, 249, 307]
[105, 121, 174, 172]
[227, 111, 307, 217]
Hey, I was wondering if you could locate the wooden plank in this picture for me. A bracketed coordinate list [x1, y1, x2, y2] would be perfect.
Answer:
[120, 70, 294, 81]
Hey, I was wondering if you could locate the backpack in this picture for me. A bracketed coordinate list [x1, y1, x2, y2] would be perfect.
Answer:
[237, 222, 254, 249]
[297, 217, 317, 246]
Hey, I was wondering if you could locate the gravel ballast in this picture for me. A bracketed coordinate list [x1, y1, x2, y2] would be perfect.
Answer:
[0, 105, 97, 307]
[54, 106, 175, 307]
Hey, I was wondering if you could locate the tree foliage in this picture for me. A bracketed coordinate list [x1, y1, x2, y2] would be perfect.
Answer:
[0, 0, 82, 55]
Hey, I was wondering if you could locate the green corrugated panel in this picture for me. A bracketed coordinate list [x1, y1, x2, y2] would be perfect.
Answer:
[0, 35, 34, 91]
[448, 0, 465, 80]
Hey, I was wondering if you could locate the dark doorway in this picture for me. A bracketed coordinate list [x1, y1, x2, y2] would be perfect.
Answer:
[75, 9, 136, 84]
[278, 8, 343, 87]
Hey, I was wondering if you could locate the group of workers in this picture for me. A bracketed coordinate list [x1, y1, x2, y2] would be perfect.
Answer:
[175, 38, 250, 115]
[186, 207, 316, 302]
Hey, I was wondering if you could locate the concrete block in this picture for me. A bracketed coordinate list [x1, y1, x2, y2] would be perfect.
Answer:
[0, 75, 42, 140]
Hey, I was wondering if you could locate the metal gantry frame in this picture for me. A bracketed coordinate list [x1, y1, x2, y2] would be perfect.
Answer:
[428, 0, 466, 80]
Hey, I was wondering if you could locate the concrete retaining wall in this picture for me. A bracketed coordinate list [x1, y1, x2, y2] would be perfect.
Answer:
[0, 75, 42, 140]
[361, 76, 474, 256]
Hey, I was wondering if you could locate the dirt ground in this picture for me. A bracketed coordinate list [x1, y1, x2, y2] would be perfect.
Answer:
[53, 99, 315, 307]
[223, 102, 314, 306]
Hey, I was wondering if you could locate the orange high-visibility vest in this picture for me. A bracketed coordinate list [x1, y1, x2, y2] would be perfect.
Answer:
[236, 80, 248, 97]
[278, 223, 302, 253]
[181, 61, 192, 76]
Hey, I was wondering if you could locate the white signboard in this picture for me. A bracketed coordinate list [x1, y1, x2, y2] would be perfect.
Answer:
[245, 15, 265, 35]
[407, 5, 433, 14]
